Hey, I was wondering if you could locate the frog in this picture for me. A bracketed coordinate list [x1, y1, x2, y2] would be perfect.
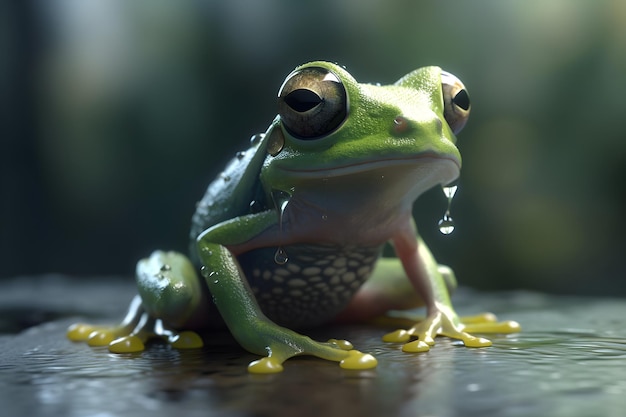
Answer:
[67, 61, 520, 373]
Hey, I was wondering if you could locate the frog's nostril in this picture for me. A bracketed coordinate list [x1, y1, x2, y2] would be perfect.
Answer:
[392, 116, 411, 134]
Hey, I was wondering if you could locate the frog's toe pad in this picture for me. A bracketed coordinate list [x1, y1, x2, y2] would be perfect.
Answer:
[109, 335, 145, 353]
[248, 357, 284, 374]
[171, 331, 204, 349]
[339, 350, 378, 370]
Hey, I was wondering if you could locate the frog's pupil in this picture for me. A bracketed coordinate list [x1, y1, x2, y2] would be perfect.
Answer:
[285, 89, 322, 112]
[453, 90, 470, 110]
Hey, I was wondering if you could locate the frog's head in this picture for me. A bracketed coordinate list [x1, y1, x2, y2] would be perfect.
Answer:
[260, 61, 470, 208]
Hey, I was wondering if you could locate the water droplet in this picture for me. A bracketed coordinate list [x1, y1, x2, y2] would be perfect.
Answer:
[272, 190, 290, 217]
[271, 190, 291, 264]
[236, 151, 246, 159]
[274, 247, 289, 264]
[438, 215, 455, 235]
[321, 214, 328, 221]
[160, 264, 171, 272]
[443, 184, 458, 199]
[250, 133, 264, 144]
[439, 183, 458, 235]
[249, 200, 263, 213]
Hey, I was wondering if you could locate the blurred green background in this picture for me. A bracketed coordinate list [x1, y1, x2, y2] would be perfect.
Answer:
[2, 0, 625, 295]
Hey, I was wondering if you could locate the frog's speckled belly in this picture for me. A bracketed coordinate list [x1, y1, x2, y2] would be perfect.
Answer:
[237, 244, 382, 328]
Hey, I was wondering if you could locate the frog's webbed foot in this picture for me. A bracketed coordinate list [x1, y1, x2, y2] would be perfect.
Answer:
[67, 295, 204, 353]
[241, 329, 378, 374]
[242, 325, 377, 374]
[382, 306, 520, 352]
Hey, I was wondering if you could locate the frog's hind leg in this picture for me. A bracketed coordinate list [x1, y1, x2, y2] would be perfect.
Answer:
[67, 251, 205, 352]
[336, 257, 519, 335]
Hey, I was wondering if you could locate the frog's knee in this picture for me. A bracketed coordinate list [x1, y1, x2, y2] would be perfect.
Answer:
[136, 250, 203, 327]
[136, 250, 198, 284]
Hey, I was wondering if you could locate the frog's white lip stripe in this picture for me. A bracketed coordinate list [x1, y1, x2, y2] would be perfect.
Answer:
[277, 153, 461, 178]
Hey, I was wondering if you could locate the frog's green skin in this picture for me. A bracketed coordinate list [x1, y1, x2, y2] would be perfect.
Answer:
[68, 61, 520, 373]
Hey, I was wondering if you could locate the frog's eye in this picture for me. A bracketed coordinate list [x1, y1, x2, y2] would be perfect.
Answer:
[277, 66, 348, 139]
[441, 71, 471, 135]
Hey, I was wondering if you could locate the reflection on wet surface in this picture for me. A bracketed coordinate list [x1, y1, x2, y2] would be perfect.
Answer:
[1, 277, 625, 417]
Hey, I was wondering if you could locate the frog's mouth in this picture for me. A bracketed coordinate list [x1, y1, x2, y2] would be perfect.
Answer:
[277, 152, 460, 181]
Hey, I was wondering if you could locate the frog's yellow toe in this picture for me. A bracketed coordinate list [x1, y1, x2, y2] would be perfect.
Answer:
[462, 336, 492, 348]
[459, 312, 498, 324]
[339, 350, 378, 370]
[109, 335, 145, 353]
[382, 329, 412, 343]
[464, 320, 521, 334]
[87, 330, 117, 347]
[248, 357, 284, 374]
[402, 340, 430, 353]
[67, 323, 98, 342]
[171, 331, 204, 349]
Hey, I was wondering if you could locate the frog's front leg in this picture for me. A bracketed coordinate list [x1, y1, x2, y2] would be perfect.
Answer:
[382, 221, 520, 352]
[197, 212, 377, 373]
[67, 251, 205, 352]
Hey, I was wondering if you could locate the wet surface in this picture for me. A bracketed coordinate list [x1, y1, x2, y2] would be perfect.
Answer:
[1, 276, 626, 417]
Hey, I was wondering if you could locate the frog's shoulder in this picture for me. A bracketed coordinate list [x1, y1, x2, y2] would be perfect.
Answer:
[189, 129, 272, 246]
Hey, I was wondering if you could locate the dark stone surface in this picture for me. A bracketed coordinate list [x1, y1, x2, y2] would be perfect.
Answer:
[1, 276, 625, 417]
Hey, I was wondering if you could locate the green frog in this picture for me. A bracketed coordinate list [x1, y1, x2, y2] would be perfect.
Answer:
[68, 61, 519, 373]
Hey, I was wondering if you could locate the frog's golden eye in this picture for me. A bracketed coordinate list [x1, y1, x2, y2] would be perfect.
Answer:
[441, 71, 470, 135]
[277, 66, 348, 139]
